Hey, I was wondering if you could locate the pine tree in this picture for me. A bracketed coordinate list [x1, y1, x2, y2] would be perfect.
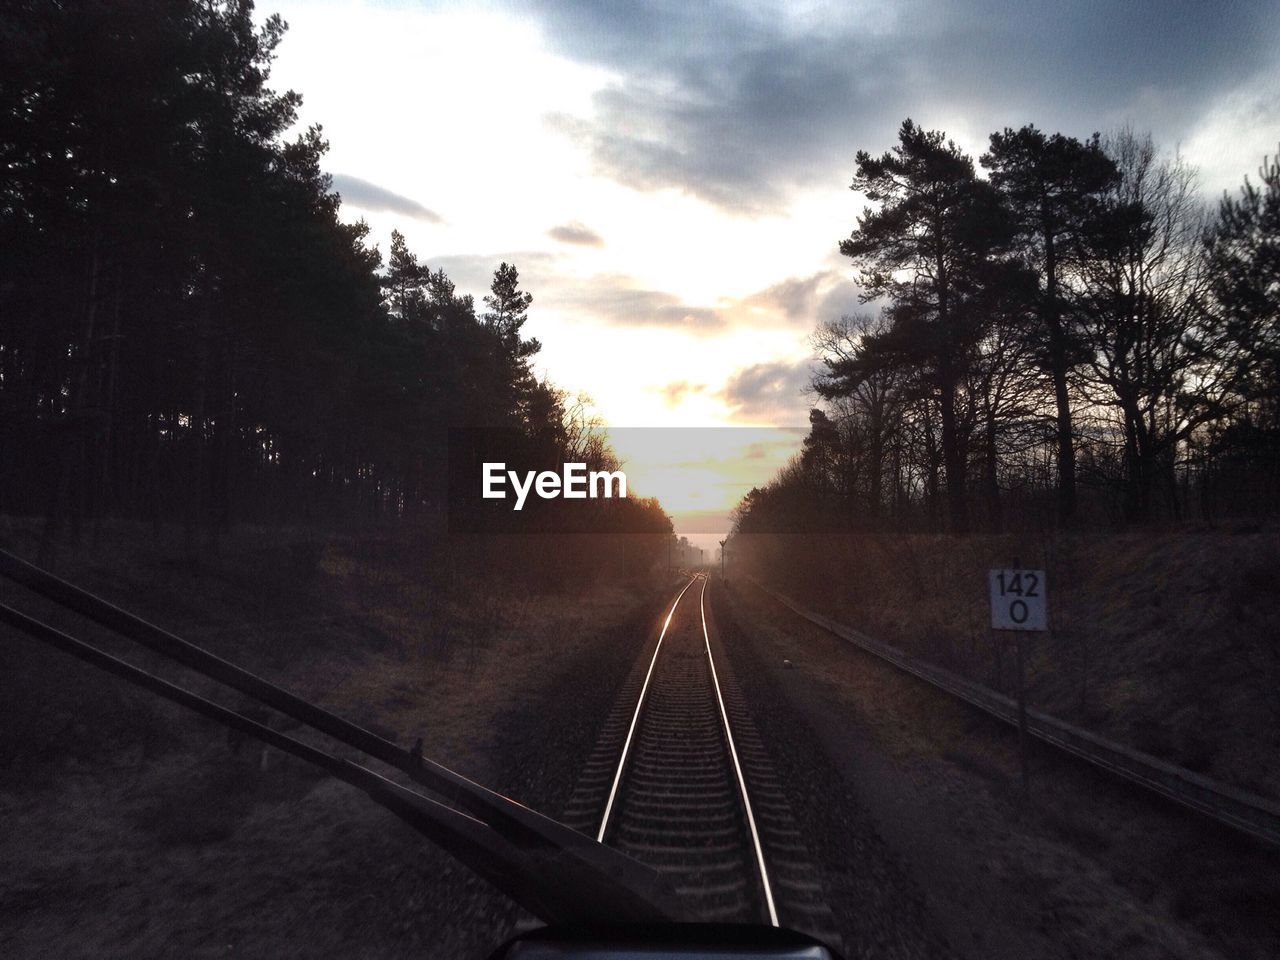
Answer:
[483, 262, 537, 353]
[839, 120, 1013, 532]
[382, 229, 429, 325]
[982, 126, 1118, 526]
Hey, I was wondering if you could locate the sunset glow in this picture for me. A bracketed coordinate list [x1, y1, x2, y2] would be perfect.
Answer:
[261, 0, 1280, 538]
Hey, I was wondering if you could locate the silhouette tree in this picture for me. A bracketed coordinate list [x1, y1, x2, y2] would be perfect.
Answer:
[982, 126, 1118, 525]
[0, 0, 662, 581]
[812, 316, 908, 524]
[383, 229, 430, 326]
[1198, 148, 1280, 513]
[737, 124, 1280, 541]
[1073, 132, 1233, 519]
[481, 262, 541, 419]
[840, 120, 1014, 532]
[1204, 148, 1280, 407]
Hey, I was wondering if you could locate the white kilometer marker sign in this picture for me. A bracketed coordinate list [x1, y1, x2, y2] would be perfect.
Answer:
[988, 568, 1048, 631]
[987, 568, 1047, 794]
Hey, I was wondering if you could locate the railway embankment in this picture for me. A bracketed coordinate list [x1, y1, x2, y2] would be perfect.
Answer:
[720, 574, 1280, 960]
[0, 525, 663, 959]
[734, 528, 1280, 802]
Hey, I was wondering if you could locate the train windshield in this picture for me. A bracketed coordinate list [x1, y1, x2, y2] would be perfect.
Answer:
[2, 2, 1278, 959]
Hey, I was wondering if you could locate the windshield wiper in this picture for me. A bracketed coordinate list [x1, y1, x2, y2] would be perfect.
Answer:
[0, 549, 687, 926]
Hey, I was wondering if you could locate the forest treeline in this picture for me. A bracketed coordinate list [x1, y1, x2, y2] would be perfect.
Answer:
[735, 120, 1280, 536]
[0, 0, 670, 573]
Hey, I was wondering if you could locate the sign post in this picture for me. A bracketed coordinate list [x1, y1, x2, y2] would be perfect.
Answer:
[988, 567, 1048, 797]
[719, 539, 727, 583]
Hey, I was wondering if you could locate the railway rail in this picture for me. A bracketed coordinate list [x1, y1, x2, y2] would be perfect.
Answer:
[0, 549, 845, 957]
[563, 575, 838, 944]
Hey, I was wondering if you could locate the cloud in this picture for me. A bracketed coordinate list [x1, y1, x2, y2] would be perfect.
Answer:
[548, 221, 605, 246]
[1182, 61, 1280, 195]
[531, 0, 920, 214]
[543, 30, 889, 216]
[510, 260, 864, 336]
[738, 269, 863, 325]
[655, 381, 707, 406]
[529, 0, 1280, 213]
[427, 251, 561, 298]
[697, 269, 865, 330]
[413, 259, 717, 331]
[719, 359, 814, 422]
[546, 273, 724, 330]
[331, 174, 443, 222]
[741, 272, 829, 321]
[422, 255, 864, 338]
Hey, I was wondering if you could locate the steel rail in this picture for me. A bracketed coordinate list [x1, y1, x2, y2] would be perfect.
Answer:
[596, 575, 699, 842]
[698, 577, 779, 927]
[752, 578, 1280, 849]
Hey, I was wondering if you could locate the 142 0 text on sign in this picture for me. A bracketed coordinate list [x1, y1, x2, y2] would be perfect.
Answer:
[988, 569, 1048, 631]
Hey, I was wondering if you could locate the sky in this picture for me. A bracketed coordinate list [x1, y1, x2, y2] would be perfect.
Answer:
[260, 0, 1280, 546]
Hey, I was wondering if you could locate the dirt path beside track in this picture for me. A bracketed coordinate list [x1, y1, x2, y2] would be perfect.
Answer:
[716, 578, 1280, 960]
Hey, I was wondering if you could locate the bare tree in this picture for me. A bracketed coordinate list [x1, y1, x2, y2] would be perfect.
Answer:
[812, 315, 910, 524]
[1074, 131, 1238, 519]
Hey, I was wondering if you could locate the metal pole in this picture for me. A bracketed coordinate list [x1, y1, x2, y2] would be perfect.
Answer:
[1016, 631, 1029, 797]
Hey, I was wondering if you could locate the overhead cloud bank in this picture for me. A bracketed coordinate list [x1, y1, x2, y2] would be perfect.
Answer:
[530, 0, 1280, 212]
[331, 174, 443, 222]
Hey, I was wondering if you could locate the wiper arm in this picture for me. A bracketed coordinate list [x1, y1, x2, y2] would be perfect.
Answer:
[0, 550, 687, 924]
[0, 603, 598, 921]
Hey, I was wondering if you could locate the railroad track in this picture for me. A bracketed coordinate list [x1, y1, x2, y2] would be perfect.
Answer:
[563, 576, 839, 943]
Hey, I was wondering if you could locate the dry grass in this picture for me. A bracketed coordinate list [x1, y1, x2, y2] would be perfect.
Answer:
[743, 525, 1280, 799]
[732, 581, 1280, 960]
[0, 522, 659, 958]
